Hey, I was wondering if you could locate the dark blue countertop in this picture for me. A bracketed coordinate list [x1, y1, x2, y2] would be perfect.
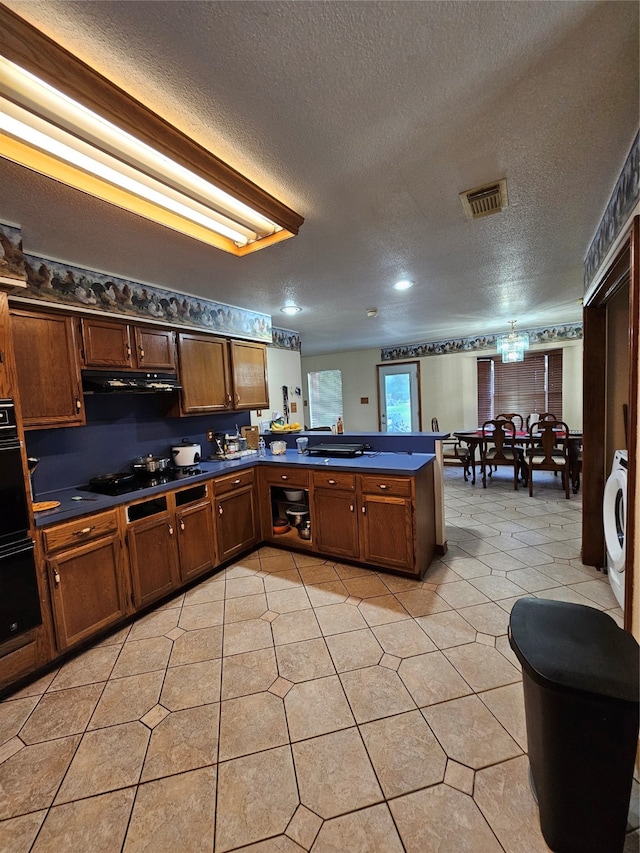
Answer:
[32, 450, 436, 527]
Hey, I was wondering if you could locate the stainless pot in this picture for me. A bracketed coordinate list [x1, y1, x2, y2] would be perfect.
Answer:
[133, 454, 170, 473]
[298, 520, 312, 540]
[171, 439, 201, 467]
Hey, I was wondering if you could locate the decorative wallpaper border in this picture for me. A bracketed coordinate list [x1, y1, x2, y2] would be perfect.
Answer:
[380, 322, 583, 361]
[0, 221, 272, 343]
[271, 327, 301, 352]
[0, 222, 26, 287]
[584, 130, 639, 288]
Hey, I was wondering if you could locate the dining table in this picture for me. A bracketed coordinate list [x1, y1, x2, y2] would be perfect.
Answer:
[453, 428, 583, 492]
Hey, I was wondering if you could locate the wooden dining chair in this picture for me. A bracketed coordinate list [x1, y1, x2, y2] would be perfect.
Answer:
[431, 417, 470, 480]
[481, 419, 521, 490]
[526, 420, 570, 498]
[496, 412, 524, 431]
[526, 412, 557, 430]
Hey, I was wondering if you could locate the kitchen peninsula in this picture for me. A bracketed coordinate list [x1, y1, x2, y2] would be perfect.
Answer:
[2, 441, 441, 694]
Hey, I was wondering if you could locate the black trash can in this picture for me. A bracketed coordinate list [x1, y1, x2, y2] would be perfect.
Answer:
[509, 598, 639, 853]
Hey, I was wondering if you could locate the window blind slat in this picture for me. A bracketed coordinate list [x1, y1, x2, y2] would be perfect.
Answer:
[307, 370, 343, 428]
[477, 350, 563, 424]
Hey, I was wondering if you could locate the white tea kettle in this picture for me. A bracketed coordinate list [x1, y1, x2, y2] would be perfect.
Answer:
[171, 439, 201, 467]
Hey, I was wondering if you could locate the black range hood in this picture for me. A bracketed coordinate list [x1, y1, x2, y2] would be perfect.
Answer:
[82, 370, 182, 393]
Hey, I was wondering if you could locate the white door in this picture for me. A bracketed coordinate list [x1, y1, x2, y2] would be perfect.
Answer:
[377, 362, 421, 432]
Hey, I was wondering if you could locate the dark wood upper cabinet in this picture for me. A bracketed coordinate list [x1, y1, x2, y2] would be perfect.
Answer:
[229, 340, 269, 410]
[81, 317, 175, 370]
[10, 308, 85, 429]
[174, 332, 232, 413]
[134, 326, 176, 370]
[165, 333, 268, 415]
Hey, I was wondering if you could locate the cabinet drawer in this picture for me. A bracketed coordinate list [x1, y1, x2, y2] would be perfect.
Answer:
[42, 510, 120, 553]
[360, 475, 412, 496]
[263, 467, 309, 488]
[312, 471, 356, 491]
[215, 468, 255, 496]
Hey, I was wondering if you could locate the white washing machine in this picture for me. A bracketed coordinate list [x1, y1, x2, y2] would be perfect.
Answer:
[603, 449, 628, 609]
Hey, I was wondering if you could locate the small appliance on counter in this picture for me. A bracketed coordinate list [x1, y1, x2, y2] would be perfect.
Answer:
[171, 439, 201, 469]
[208, 430, 258, 461]
[307, 443, 365, 458]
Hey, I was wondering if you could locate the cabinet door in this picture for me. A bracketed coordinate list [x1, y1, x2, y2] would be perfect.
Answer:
[229, 340, 269, 409]
[313, 489, 359, 558]
[134, 327, 176, 370]
[0, 293, 18, 400]
[177, 333, 232, 413]
[81, 318, 133, 367]
[128, 514, 180, 608]
[176, 499, 216, 581]
[11, 309, 85, 428]
[360, 494, 415, 572]
[48, 533, 127, 651]
[215, 485, 257, 562]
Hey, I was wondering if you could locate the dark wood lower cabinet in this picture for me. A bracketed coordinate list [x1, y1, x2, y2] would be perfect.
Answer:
[176, 499, 216, 581]
[128, 513, 180, 609]
[360, 494, 414, 571]
[215, 485, 258, 562]
[12, 461, 437, 694]
[47, 532, 128, 651]
[313, 489, 359, 559]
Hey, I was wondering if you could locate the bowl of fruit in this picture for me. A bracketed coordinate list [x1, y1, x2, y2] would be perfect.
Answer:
[270, 419, 301, 434]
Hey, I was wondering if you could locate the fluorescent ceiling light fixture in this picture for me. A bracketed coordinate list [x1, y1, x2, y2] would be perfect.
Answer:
[280, 304, 302, 315]
[0, 8, 303, 255]
[496, 320, 530, 363]
[393, 279, 413, 290]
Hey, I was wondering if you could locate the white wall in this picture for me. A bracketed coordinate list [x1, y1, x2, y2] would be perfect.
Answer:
[302, 339, 583, 433]
[250, 347, 302, 426]
[301, 349, 380, 430]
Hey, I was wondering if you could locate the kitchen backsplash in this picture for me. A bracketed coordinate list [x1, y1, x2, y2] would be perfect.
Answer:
[26, 395, 250, 496]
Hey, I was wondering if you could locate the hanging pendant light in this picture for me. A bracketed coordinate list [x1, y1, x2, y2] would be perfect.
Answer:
[496, 320, 529, 363]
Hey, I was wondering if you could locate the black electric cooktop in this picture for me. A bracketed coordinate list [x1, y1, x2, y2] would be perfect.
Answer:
[86, 468, 204, 496]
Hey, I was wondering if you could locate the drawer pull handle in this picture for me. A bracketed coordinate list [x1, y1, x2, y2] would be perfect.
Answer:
[281, 475, 289, 481]
[233, 479, 241, 485]
[328, 479, 336, 485]
[72, 526, 94, 536]
[53, 568, 61, 587]
[378, 484, 388, 490]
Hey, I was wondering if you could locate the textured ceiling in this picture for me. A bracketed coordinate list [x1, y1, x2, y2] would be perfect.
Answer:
[1, 1, 638, 356]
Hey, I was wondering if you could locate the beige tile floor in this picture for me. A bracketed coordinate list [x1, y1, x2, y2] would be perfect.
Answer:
[1, 466, 638, 852]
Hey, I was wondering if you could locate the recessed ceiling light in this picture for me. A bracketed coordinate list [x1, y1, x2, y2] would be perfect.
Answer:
[393, 279, 413, 291]
[280, 305, 302, 315]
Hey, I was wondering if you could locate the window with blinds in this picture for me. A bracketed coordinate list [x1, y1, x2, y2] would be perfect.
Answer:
[477, 350, 563, 424]
[307, 369, 343, 428]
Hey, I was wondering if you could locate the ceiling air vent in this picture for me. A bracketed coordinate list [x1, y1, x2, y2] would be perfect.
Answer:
[460, 179, 508, 220]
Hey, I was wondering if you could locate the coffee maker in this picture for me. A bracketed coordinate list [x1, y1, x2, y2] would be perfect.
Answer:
[209, 432, 227, 458]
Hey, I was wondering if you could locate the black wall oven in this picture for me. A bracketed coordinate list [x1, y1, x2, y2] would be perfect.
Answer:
[0, 399, 42, 643]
